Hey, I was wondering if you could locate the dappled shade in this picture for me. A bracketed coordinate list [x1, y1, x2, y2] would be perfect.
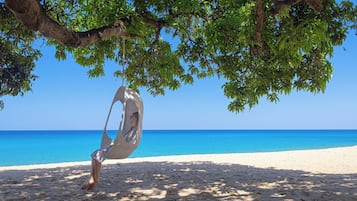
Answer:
[0, 161, 356, 200]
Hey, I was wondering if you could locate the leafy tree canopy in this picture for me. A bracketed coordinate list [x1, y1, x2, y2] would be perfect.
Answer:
[1, 0, 356, 111]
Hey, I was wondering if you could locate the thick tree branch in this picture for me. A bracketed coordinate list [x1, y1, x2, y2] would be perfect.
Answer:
[252, 0, 265, 55]
[5, 0, 137, 48]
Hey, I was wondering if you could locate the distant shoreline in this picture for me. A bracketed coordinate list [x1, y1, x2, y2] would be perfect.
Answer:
[1, 145, 357, 174]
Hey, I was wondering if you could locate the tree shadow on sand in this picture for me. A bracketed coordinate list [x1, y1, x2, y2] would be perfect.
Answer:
[0, 161, 356, 201]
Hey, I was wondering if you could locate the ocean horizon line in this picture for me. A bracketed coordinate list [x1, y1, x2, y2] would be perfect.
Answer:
[2, 145, 357, 170]
[1, 128, 357, 131]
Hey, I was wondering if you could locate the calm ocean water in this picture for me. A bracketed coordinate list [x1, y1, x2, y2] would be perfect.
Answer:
[0, 130, 357, 166]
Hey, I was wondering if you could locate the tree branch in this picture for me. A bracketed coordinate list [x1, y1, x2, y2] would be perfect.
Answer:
[251, 0, 323, 55]
[5, 0, 137, 48]
[305, 0, 323, 12]
[252, 0, 265, 55]
[271, 0, 302, 15]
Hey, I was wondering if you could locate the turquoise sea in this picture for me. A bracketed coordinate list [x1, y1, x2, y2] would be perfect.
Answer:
[1, 130, 357, 167]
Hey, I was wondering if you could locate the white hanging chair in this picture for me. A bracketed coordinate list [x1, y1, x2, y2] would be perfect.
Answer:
[98, 86, 143, 160]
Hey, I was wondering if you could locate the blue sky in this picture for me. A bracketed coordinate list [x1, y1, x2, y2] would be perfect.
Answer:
[0, 30, 356, 130]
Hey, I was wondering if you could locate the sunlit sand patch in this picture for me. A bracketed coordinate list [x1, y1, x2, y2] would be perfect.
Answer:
[178, 187, 201, 196]
[64, 173, 87, 180]
[164, 183, 178, 189]
[124, 178, 144, 184]
[27, 174, 41, 180]
[84, 191, 96, 198]
[178, 167, 192, 172]
[271, 192, 288, 198]
[256, 182, 280, 189]
[236, 189, 252, 196]
[153, 173, 169, 181]
[107, 192, 120, 197]
[129, 187, 167, 199]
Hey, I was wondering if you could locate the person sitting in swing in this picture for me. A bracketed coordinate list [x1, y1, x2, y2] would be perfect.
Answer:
[123, 112, 139, 143]
[81, 112, 139, 190]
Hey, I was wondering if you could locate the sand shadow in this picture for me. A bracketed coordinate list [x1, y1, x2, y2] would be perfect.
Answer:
[0, 161, 356, 200]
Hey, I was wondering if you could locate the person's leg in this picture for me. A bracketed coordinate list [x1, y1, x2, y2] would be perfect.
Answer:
[92, 158, 102, 185]
[81, 146, 111, 190]
[81, 159, 102, 190]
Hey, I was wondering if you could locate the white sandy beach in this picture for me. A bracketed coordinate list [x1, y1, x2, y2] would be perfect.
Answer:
[1, 146, 356, 200]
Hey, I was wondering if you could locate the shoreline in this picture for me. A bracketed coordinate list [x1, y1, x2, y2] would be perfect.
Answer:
[1, 145, 357, 173]
[1, 146, 356, 200]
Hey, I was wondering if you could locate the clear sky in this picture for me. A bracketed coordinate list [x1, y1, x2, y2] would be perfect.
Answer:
[0, 30, 356, 130]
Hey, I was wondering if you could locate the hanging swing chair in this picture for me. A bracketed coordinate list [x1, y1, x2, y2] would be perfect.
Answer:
[91, 39, 143, 163]
[82, 83, 143, 191]
[81, 38, 143, 191]
[99, 85, 144, 159]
